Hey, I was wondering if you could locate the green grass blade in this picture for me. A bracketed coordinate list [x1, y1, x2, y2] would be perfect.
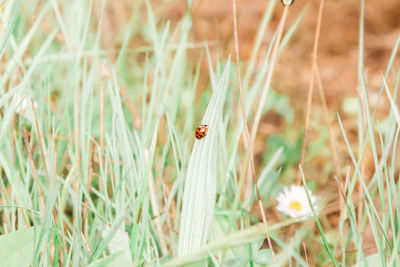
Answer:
[0, 0, 20, 60]
[299, 166, 338, 267]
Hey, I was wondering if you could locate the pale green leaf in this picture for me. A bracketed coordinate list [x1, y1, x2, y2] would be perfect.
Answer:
[252, 249, 273, 265]
[177, 58, 230, 255]
[365, 253, 383, 267]
[87, 251, 132, 267]
[0, 227, 37, 267]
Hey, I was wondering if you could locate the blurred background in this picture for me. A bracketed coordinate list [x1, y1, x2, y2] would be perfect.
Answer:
[95, 0, 400, 104]
[88, 0, 400, 183]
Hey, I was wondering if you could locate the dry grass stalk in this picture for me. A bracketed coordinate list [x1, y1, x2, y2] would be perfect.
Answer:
[232, 0, 277, 262]
[23, 127, 45, 212]
[297, 0, 325, 185]
[162, 178, 176, 255]
[32, 99, 50, 184]
[146, 148, 169, 255]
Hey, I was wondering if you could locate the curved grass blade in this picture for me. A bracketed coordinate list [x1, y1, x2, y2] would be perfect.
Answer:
[168, 220, 295, 266]
[177, 58, 230, 255]
[0, 0, 20, 61]
[299, 166, 338, 267]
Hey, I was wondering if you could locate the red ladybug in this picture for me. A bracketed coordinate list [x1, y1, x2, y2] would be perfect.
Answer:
[195, 124, 208, 139]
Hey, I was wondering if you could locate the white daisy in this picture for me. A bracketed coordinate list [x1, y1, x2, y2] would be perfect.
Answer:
[13, 93, 38, 123]
[276, 185, 317, 219]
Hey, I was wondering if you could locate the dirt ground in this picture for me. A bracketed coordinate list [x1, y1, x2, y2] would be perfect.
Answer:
[188, 0, 400, 107]
[99, 0, 400, 108]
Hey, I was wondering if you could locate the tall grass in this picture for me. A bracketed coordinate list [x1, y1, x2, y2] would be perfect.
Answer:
[0, 0, 400, 266]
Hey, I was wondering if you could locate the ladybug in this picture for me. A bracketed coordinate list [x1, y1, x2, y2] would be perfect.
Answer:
[195, 124, 208, 139]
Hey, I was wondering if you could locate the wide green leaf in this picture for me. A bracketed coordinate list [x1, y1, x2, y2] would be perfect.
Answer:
[0, 227, 37, 267]
[177, 58, 230, 255]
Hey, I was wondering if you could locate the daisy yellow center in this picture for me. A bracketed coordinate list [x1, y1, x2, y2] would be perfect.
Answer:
[289, 200, 303, 212]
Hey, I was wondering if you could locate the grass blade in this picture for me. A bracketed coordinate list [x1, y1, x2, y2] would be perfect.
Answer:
[177, 58, 231, 255]
[0, 0, 20, 60]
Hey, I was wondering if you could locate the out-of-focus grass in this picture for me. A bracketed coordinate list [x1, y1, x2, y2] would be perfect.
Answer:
[0, 0, 400, 266]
